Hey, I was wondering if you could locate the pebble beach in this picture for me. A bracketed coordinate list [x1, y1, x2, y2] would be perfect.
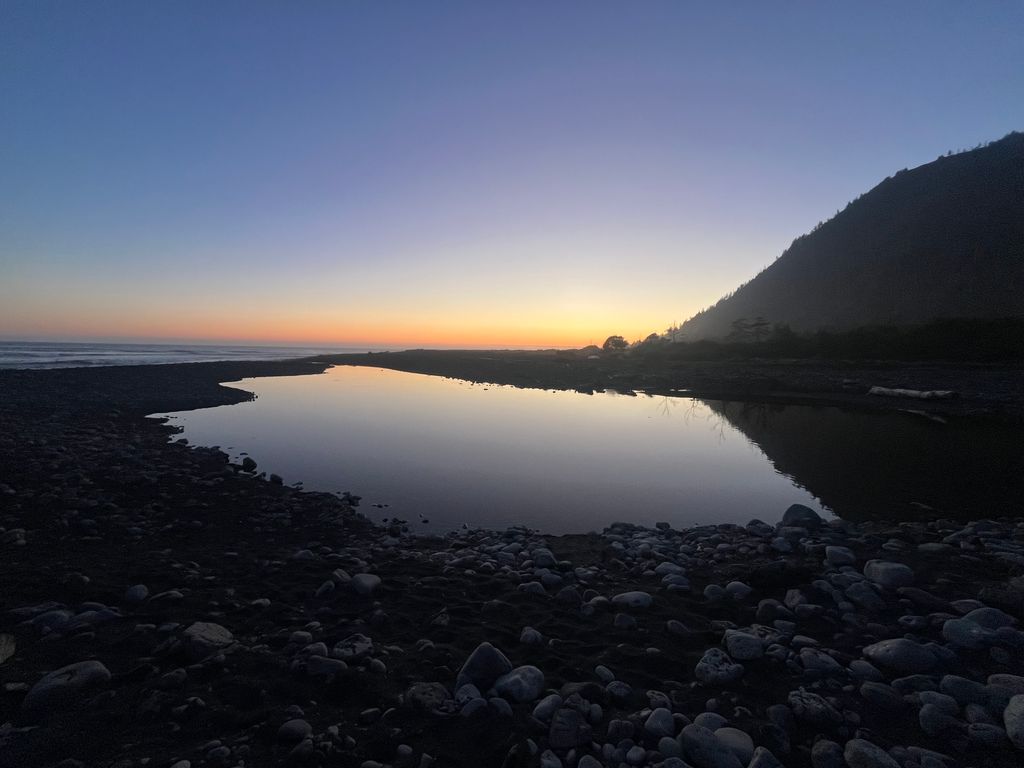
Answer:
[2, 360, 1024, 768]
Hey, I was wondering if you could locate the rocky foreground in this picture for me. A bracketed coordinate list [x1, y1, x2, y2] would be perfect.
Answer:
[1, 362, 1024, 768]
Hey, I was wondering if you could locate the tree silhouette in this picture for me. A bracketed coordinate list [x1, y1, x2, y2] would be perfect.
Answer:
[602, 335, 628, 352]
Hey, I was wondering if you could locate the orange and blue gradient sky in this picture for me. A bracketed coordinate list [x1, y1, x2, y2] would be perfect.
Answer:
[3, 2, 1023, 348]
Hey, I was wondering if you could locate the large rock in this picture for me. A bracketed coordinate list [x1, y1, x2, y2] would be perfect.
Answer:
[863, 560, 914, 589]
[22, 660, 111, 713]
[695, 648, 744, 685]
[781, 504, 822, 529]
[182, 622, 234, 660]
[1005, 694, 1024, 750]
[862, 638, 936, 674]
[456, 642, 512, 691]
[493, 665, 545, 703]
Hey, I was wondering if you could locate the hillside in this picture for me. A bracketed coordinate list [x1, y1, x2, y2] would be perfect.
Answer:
[679, 132, 1024, 340]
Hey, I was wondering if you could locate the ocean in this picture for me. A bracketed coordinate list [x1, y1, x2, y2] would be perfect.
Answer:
[0, 341, 378, 370]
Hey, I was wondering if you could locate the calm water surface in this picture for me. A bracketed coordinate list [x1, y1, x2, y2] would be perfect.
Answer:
[157, 366, 1024, 533]
[159, 366, 824, 532]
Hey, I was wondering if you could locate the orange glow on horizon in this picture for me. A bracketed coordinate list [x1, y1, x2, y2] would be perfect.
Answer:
[2, 314, 661, 349]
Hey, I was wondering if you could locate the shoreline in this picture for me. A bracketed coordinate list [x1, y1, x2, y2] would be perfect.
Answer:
[1, 358, 1024, 767]
[315, 350, 1024, 423]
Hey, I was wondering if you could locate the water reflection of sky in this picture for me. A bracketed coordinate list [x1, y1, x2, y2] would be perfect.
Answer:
[158, 365, 825, 533]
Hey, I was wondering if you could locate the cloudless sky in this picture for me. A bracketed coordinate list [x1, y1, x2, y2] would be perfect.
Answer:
[2, 1, 1022, 347]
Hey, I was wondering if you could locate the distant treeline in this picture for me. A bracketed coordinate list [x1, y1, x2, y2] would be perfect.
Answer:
[634, 318, 1024, 362]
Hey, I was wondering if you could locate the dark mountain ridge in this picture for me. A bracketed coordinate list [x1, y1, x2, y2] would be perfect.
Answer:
[679, 132, 1024, 340]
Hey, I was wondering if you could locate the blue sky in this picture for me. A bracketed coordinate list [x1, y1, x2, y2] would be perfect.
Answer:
[2, 2, 1022, 345]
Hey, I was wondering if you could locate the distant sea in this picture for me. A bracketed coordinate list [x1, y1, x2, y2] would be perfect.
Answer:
[0, 341, 381, 370]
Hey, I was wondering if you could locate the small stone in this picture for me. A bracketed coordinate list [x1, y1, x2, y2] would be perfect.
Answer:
[332, 633, 374, 661]
[493, 665, 545, 703]
[124, 584, 149, 604]
[1005, 694, 1024, 749]
[611, 591, 653, 610]
[811, 739, 844, 768]
[22, 660, 112, 713]
[748, 747, 784, 768]
[695, 648, 744, 685]
[843, 738, 899, 768]
[781, 504, 822, 529]
[680, 723, 743, 768]
[694, 712, 727, 731]
[0, 634, 15, 665]
[919, 703, 961, 736]
[488, 696, 513, 717]
[714, 726, 754, 764]
[520, 627, 544, 645]
[863, 560, 914, 589]
[724, 630, 763, 660]
[725, 581, 752, 600]
[825, 546, 855, 567]
[182, 622, 234, 661]
[644, 707, 675, 738]
[862, 638, 936, 674]
[277, 718, 312, 741]
[456, 642, 512, 691]
[532, 693, 562, 721]
[788, 689, 842, 727]
[548, 707, 591, 749]
[967, 722, 1007, 748]
[405, 682, 451, 713]
[350, 573, 381, 596]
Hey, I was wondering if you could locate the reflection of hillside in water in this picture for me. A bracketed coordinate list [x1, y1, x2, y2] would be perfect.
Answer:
[703, 400, 1024, 522]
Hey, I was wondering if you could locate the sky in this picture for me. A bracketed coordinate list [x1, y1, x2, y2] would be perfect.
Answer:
[2, 2, 1022, 348]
